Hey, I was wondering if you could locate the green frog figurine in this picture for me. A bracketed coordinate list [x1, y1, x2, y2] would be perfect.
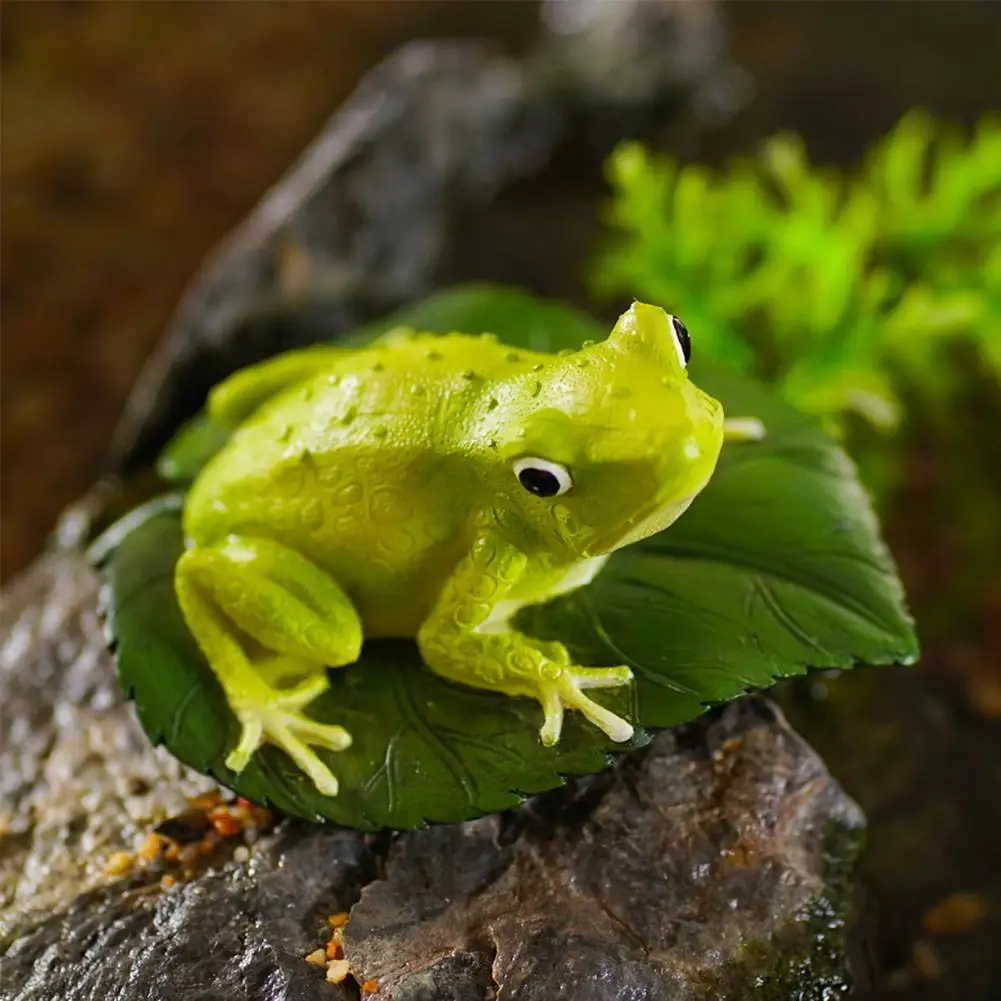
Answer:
[176, 302, 763, 795]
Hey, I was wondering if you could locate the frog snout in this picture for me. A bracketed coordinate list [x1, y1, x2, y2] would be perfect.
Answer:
[693, 386, 724, 427]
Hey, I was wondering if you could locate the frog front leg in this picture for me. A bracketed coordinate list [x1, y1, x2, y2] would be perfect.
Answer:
[175, 535, 362, 795]
[417, 534, 634, 745]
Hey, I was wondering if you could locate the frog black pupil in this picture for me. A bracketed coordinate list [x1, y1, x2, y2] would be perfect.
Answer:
[671, 316, 692, 363]
[519, 467, 560, 497]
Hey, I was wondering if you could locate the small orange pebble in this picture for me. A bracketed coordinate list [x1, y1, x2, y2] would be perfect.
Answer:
[164, 843, 181, 862]
[236, 797, 255, 811]
[360, 980, 378, 994]
[208, 811, 242, 838]
[305, 949, 327, 967]
[328, 912, 350, 929]
[160, 874, 176, 890]
[922, 892, 989, 936]
[325, 935, 344, 960]
[103, 851, 134, 876]
[720, 737, 744, 755]
[138, 833, 163, 863]
[325, 959, 351, 984]
[232, 804, 254, 825]
[188, 791, 222, 811]
[198, 837, 218, 857]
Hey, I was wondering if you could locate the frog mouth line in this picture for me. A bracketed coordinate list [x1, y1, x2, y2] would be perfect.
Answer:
[584, 493, 697, 558]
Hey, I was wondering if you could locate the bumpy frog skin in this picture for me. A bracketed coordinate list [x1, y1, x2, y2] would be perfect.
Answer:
[176, 302, 764, 796]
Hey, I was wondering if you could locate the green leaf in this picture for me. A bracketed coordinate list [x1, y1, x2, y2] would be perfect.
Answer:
[157, 414, 232, 484]
[98, 285, 917, 829]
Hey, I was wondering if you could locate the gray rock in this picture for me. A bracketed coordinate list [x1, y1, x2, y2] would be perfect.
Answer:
[0, 554, 218, 938]
[5, 818, 374, 1001]
[536, 0, 731, 112]
[343, 700, 864, 1001]
[1, 555, 862, 1000]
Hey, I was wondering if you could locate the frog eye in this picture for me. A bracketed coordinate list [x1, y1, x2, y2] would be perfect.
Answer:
[513, 457, 573, 498]
[668, 315, 691, 368]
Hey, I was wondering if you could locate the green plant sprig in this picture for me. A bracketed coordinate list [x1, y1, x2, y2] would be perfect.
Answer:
[593, 111, 1001, 439]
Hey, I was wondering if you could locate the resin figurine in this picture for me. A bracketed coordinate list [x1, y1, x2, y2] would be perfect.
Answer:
[175, 302, 761, 795]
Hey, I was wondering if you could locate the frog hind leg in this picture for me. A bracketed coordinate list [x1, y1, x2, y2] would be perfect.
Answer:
[175, 535, 362, 796]
[208, 346, 348, 428]
[417, 534, 635, 747]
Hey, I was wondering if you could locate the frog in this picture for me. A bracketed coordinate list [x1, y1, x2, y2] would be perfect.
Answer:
[175, 301, 764, 796]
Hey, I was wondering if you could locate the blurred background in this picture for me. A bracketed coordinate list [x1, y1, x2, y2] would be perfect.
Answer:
[3, 0, 999, 583]
[1, 2, 531, 582]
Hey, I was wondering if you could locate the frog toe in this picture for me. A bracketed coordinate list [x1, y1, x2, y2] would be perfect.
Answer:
[226, 718, 265, 773]
[272, 672, 330, 710]
[538, 688, 565, 746]
[567, 689, 634, 743]
[267, 720, 346, 797]
[571, 665, 633, 689]
[225, 681, 352, 796]
[537, 666, 634, 746]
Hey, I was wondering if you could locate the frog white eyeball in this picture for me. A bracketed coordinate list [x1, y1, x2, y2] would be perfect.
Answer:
[668, 315, 691, 368]
[513, 457, 573, 498]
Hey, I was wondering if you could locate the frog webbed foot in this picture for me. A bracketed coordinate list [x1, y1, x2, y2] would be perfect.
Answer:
[227, 674, 351, 797]
[520, 637, 634, 745]
[417, 533, 636, 749]
[175, 535, 363, 797]
[535, 663, 635, 746]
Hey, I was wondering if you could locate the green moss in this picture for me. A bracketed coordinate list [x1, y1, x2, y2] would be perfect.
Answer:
[593, 111, 1001, 460]
[712, 821, 865, 1000]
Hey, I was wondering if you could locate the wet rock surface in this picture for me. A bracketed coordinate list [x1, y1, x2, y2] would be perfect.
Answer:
[0, 554, 217, 937]
[0, 551, 863, 999]
[344, 700, 863, 1001]
[4, 822, 374, 1001]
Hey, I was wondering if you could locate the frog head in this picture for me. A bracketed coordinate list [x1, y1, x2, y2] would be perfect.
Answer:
[479, 302, 724, 560]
